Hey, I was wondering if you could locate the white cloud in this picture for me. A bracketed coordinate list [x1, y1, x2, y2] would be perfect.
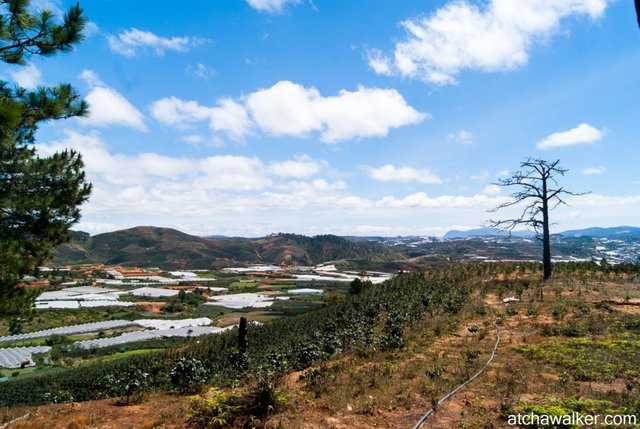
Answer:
[568, 193, 640, 207]
[79, 69, 103, 87]
[448, 130, 474, 144]
[471, 170, 490, 181]
[537, 123, 604, 149]
[181, 134, 205, 144]
[150, 96, 212, 128]
[245, 81, 427, 142]
[247, 0, 301, 13]
[370, 0, 608, 84]
[151, 96, 251, 140]
[84, 21, 100, 38]
[34, 130, 640, 236]
[151, 81, 426, 143]
[7, 63, 42, 89]
[209, 99, 253, 140]
[582, 166, 607, 175]
[34, 131, 347, 217]
[366, 164, 444, 184]
[376, 192, 503, 209]
[483, 184, 502, 195]
[107, 28, 208, 57]
[78, 70, 146, 131]
[30, 0, 63, 16]
[186, 63, 215, 81]
[269, 155, 324, 179]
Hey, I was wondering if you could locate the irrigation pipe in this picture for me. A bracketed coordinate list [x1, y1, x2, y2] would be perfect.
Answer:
[412, 310, 501, 429]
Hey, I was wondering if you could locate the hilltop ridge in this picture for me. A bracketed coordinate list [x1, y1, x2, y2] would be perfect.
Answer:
[53, 226, 402, 269]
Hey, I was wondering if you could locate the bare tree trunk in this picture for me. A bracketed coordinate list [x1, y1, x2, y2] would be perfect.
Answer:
[542, 176, 552, 282]
[238, 316, 248, 352]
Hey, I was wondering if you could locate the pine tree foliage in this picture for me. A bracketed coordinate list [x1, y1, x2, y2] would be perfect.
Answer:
[0, 0, 90, 324]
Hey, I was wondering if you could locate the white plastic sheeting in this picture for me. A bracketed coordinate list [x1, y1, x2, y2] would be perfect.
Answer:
[60, 286, 117, 294]
[128, 287, 179, 298]
[34, 286, 131, 309]
[35, 301, 134, 309]
[0, 320, 138, 343]
[73, 326, 226, 349]
[205, 293, 274, 309]
[197, 286, 228, 293]
[222, 265, 281, 273]
[0, 346, 51, 369]
[288, 288, 324, 295]
[135, 318, 212, 330]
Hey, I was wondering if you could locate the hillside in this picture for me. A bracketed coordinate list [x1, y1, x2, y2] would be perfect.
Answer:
[443, 227, 536, 239]
[52, 227, 402, 268]
[2, 263, 639, 428]
[558, 225, 640, 238]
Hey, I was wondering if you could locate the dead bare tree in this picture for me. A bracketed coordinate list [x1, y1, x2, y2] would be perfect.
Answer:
[487, 158, 587, 281]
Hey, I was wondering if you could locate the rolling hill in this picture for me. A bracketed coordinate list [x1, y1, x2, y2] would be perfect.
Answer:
[52, 227, 403, 268]
[557, 225, 640, 238]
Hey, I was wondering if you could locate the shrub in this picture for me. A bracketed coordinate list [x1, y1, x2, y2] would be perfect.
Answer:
[245, 379, 288, 419]
[170, 357, 209, 393]
[43, 388, 74, 404]
[552, 305, 567, 321]
[100, 367, 150, 405]
[45, 334, 70, 346]
[188, 388, 238, 429]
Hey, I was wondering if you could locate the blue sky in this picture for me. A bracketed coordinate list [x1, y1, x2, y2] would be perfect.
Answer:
[3, 0, 639, 236]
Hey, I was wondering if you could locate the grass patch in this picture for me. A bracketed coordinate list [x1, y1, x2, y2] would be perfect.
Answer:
[197, 273, 217, 279]
[511, 396, 633, 428]
[75, 348, 163, 366]
[514, 339, 640, 380]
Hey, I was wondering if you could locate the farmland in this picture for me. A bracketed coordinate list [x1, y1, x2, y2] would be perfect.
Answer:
[0, 262, 390, 379]
[1, 261, 639, 428]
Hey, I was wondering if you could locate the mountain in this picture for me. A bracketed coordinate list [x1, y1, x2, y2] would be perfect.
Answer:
[443, 228, 535, 239]
[557, 226, 640, 238]
[52, 227, 403, 268]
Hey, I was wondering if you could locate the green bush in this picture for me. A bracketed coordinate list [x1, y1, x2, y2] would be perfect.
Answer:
[188, 388, 238, 429]
[170, 357, 209, 393]
[100, 367, 150, 405]
[245, 378, 288, 419]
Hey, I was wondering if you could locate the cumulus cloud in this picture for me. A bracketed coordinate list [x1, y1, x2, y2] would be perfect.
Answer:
[150, 96, 212, 128]
[269, 155, 324, 179]
[151, 80, 426, 143]
[151, 96, 251, 140]
[448, 130, 474, 144]
[483, 184, 502, 195]
[376, 192, 503, 209]
[33, 131, 640, 236]
[7, 63, 42, 89]
[369, 0, 608, 84]
[77, 70, 146, 131]
[537, 123, 604, 149]
[107, 28, 208, 56]
[34, 131, 346, 219]
[246, 0, 301, 13]
[582, 166, 607, 175]
[366, 164, 444, 184]
[246, 81, 427, 142]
